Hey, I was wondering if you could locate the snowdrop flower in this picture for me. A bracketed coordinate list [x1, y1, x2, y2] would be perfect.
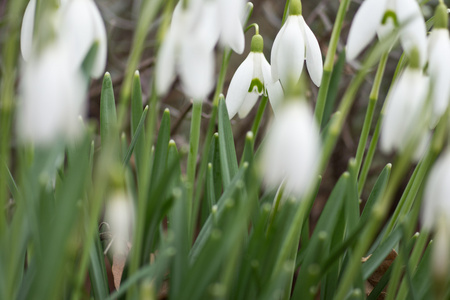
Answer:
[380, 54, 430, 158]
[226, 33, 283, 119]
[427, 2, 450, 122]
[261, 100, 321, 198]
[422, 150, 450, 231]
[20, 0, 107, 78]
[156, 0, 219, 100]
[422, 150, 450, 281]
[18, 42, 85, 145]
[346, 0, 427, 67]
[271, 0, 323, 87]
[104, 191, 135, 255]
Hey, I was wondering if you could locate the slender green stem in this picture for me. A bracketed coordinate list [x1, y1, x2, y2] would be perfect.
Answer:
[358, 118, 381, 196]
[355, 52, 389, 174]
[187, 101, 203, 239]
[251, 95, 268, 141]
[314, 0, 351, 126]
[282, 0, 291, 24]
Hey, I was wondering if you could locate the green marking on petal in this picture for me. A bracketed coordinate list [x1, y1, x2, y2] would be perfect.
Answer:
[248, 78, 264, 94]
[382, 10, 399, 27]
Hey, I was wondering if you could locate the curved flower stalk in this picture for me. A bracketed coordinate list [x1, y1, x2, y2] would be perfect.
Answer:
[427, 2, 450, 122]
[261, 100, 321, 198]
[271, 0, 323, 87]
[20, 0, 107, 78]
[225, 34, 283, 119]
[18, 42, 85, 145]
[380, 58, 430, 159]
[346, 0, 427, 67]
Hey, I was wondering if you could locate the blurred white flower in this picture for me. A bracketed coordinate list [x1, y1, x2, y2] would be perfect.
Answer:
[20, 0, 107, 78]
[271, 0, 323, 87]
[261, 100, 321, 198]
[380, 65, 430, 158]
[104, 191, 135, 255]
[59, 0, 108, 78]
[18, 42, 85, 145]
[427, 3, 450, 122]
[225, 34, 283, 119]
[217, 0, 246, 54]
[422, 150, 450, 231]
[155, 0, 219, 100]
[346, 0, 427, 67]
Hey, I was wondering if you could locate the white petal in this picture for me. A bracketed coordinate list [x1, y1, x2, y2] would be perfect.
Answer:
[186, 1, 220, 51]
[261, 56, 284, 114]
[238, 92, 260, 118]
[60, 0, 97, 72]
[87, 0, 107, 78]
[155, 30, 177, 96]
[218, 0, 245, 53]
[19, 43, 85, 145]
[428, 30, 450, 121]
[225, 53, 254, 119]
[423, 151, 450, 229]
[179, 41, 215, 99]
[261, 100, 320, 198]
[346, 0, 388, 61]
[395, 0, 427, 67]
[270, 17, 287, 82]
[301, 16, 323, 86]
[20, 0, 36, 61]
[380, 68, 428, 153]
[273, 16, 305, 88]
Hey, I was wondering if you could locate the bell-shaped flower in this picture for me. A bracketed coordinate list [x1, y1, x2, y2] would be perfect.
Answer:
[20, 0, 107, 78]
[18, 42, 85, 145]
[427, 2, 450, 122]
[346, 0, 427, 67]
[271, 0, 323, 87]
[156, 0, 219, 100]
[422, 150, 450, 231]
[225, 34, 283, 119]
[380, 57, 430, 158]
[261, 100, 321, 198]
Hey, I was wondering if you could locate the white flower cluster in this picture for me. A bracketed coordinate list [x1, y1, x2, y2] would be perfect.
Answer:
[19, 0, 107, 145]
[156, 0, 247, 100]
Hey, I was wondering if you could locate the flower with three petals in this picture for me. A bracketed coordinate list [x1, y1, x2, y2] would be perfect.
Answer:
[270, 0, 323, 87]
[225, 34, 283, 119]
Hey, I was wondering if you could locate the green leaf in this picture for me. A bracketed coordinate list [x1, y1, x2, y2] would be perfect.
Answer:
[130, 71, 146, 174]
[292, 173, 348, 299]
[218, 96, 238, 187]
[88, 233, 109, 300]
[123, 106, 149, 166]
[100, 73, 118, 145]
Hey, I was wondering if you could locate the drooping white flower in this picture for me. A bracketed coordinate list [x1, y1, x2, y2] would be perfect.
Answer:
[271, 0, 323, 87]
[225, 34, 283, 119]
[380, 64, 430, 157]
[59, 0, 108, 78]
[155, 0, 219, 100]
[104, 191, 135, 255]
[346, 0, 427, 67]
[261, 100, 321, 198]
[18, 42, 85, 145]
[427, 2, 450, 122]
[422, 150, 450, 231]
[20, 0, 107, 78]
